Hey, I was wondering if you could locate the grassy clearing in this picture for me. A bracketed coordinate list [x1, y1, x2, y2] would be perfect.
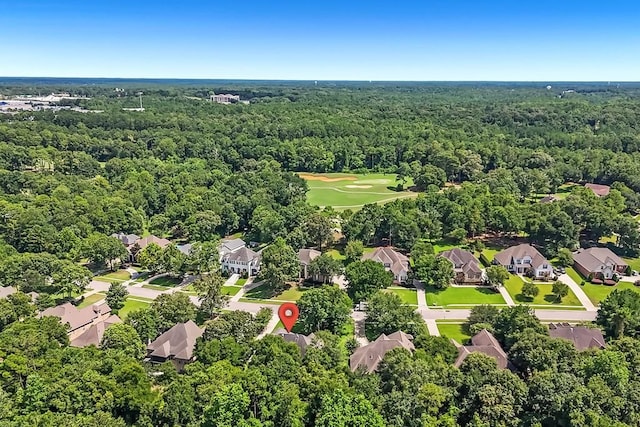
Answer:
[235, 278, 247, 287]
[432, 240, 460, 254]
[504, 275, 583, 307]
[78, 293, 106, 308]
[436, 322, 471, 344]
[302, 173, 418, 209]
[119, 297, 153, 318]
[386, 287, 418, 305]
[94, 269, 131, 282]
[425, 285, 505, 307]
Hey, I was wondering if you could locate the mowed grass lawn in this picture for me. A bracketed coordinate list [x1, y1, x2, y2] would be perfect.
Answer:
[78, 293, 106, 308]
[386, 287, 418, 305]
[149, 276, 182, 287]
[244, 283, 305, 301]
[437, 322, 471, 344]
[94, 269, 131, 282]
[504, 275, 583, 307]
[222, 286, 242, 296]
[425, 285, 505, 307]
[300, 173, 418, 209]
[119, 296, 153, 319]
[566, 266, 640, 305]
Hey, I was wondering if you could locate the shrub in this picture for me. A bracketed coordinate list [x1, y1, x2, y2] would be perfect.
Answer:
[634, 280, 640, 287]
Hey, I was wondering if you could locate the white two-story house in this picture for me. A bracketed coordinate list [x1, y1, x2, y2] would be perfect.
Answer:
[493, 244, 554, 280]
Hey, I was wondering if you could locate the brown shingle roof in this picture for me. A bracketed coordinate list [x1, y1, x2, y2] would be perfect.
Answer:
[134, 235, 171, 250]
[573, 247, 627, 274]
[439, 248, 481, 274]
[454, 329, 509, 369]
[0, 287, 17, 299]
[349, 331, 414, 373]
[548, 323, 606, 350]
[147, 320, 204, 361]
[39, 302, 112, 332]
[362, 247, 409, 276]
[585, 183, 610, 197]
[70, 314, 121, 348]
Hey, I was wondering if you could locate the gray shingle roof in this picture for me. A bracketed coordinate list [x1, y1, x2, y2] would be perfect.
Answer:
[275, 329, 317, 356]
[298, 248, 321, 266]
[573, 247, 627, 274]
[147, 320, 204, 361]
[349, 331, 414, 373]
[548, 323, 606, 350]
[439, 248, 481, 274]
[226, 247, 259, 263]
[494, 244, 549, 270]
[454, 329, 508, 369]
[362, 247, 409, 276]
[220, 238, 246, 253]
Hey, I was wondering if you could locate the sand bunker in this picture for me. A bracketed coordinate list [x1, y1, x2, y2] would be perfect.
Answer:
[299, 174, 357, 182]
[345, 185, 373, 189]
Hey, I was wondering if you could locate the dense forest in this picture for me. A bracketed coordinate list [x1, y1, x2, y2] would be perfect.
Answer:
[2, 80, 640, 426]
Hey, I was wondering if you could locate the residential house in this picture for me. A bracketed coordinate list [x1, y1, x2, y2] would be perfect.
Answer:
[111, 232, 140, 247]
[585, 183, 610, 197]
[454, 329, 509, 369]
[221, 247, 261, 276]
[39, 302, 121, 347]
[176, 243, 193, 256]
[146, 320, 204, 371]
[275, 329, 317, 357]
[539, 195, 558, 204]
[439, 248, 484, 284]
[548, 323, 606, 350]
[218, 238, 247, 259]
[362, 247, 410, 284]
[573, 247, 628, 280]
[112, 233, 171, 263]
[210, 93, 240, 104]
[349, 331, 415, 373]
[493, 244, 554, 280]
[298, 248, 322, 281]
[0, 286, 38, 302]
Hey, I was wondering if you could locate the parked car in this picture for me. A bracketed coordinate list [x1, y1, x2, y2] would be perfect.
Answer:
[554, 267, 566, 274]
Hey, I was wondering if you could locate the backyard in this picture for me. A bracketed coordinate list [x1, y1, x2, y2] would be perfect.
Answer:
[425, 285, 506, 307]
[503, 275, 583, 308]
[300, 173, 418, 209]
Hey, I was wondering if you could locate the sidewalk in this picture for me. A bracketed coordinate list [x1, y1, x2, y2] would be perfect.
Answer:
[257, 308, 279, 338]
[414, 281, 440, 336]
[230, 277, 259, 302]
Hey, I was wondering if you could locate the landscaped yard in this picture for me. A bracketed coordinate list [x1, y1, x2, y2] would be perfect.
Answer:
[432, 240, 460, 254]
[479, 247, 503, 266]
[94, 269, 131, 282]
[119, 296, 153, 318]
[301, 172, 418, 209]
[581, 281, 640, 305]
[235, 278, 247, 287]
[244, 283, 304, 302]
[148, 276, 182, 287]
[623, 257, 640, 273]
[503, 275, 583, 307]
[425, 285, 506, 307]
[387, 287, 418, 305]
[222, 286, 242, 296]
[78, 293, 106, 308]
[437, 322, 471, 344]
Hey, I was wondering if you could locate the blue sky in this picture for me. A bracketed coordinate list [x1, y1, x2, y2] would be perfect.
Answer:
[1, 0, 639, 80]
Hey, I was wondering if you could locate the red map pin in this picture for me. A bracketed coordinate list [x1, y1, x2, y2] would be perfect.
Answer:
[278, 302, 299, 332]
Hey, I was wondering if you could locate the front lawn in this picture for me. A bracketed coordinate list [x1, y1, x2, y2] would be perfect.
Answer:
[119, 297, 153, 319]
[581, 281, 640, 305]
[222, 286, 242, 296]
[386, 287, 418, 305]
[504, 275, 583, 307]
[566, 267, 585, 286]
[149, 276, 182, 287]
[95, 269, 131, 282]
[244, 283, 304, 301]
[437, 322, 471, 344]
[425, 285, 505, 307]
[78, 293, 106, 308]
[235, 278, 247, 287]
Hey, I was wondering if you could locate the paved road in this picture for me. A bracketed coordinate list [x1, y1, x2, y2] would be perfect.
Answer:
[414, 281, 439, 335]
[557, 273, 597, 311]
[418, 307, 596, 322]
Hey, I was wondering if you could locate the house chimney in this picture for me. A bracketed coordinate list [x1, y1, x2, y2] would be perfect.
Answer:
[92, 304, 101, 314]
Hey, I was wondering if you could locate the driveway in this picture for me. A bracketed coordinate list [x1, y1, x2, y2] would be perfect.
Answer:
[557, 273, 597, 311]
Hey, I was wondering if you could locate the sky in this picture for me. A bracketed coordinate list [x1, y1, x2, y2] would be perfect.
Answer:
[1, 0, 639, 81]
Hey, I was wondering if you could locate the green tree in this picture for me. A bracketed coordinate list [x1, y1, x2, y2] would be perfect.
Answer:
[80, 233, 127, 271]
[106, 282, 128, 311]
[308, 254, 343, 284]
[493, 305, 546, 350]
[258, 238, 299, 291]
[125, 308, 159, 343]
[365, 291, 427, 340]
[521, 281, 539, 301]
[305, 213, 334, 250]
[297, 285, 352, 334]
[556, 248, 574, 267]
[596, 289, 640, 338]
[193, 272, 229, 321]
[137, 243, 164, 274]
[345, 260, 393, 303]
[344, 240, 364, 264]
[414, 255, 454, 289]
[551, 280, 569, 303]
[53, 261, 91, 298]
[315, 389, 385, 427]
[100, 323, 145, 359]
[485, 265, 510, 288]
[151, 293, 196, 332]
[188, 241, 220, 274]
[465, 304, 500, 335]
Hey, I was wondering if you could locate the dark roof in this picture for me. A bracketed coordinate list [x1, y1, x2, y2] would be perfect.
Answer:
[147, 320, 204, 361]
[539, 195, 557, 204]
[585, 183, 610, 197]
[298, 248, 321, 266]
[439, 248, 481, 274]
[454, 329, 509, 369]
[573, 247, 627, 273]
[494, 244, 549, 270]
[548, 323, 606, 350]
[349, 331, 414, 373]
[275, 329, 316, 356]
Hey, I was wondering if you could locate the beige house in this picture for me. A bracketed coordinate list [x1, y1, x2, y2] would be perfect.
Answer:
[362, 247, 410, 284]
[573, 247, 628, 280]
[454, 329, 509, 369]
[494, 244, 554, 280]
[439, 248, 483, 284]
[349, 331, 414, 373]
[39, 302, 121, 347]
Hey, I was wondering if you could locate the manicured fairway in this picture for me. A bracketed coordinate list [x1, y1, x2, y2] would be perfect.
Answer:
[300, 173, 418, 209]
[437, 322, 471, 344]
[504, 275, 583, 307]
[425, 286, 505, 307]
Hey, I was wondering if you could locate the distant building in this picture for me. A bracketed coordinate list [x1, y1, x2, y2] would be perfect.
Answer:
[0, 287, 38, 302]
[454, 329, 509, 369]
[548, 323, 606, 350]
[219, 238, 261, 276]
[112, 234, 171, 263]
[362, 247, 410, 284]
[349, 331, 415, 373]
[210, 93, 240, 104]
[39, 302, 120, 347]
[539, 195, 558, 204]
[146, 320, 204, 371]
[585, 183, 610, 197]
